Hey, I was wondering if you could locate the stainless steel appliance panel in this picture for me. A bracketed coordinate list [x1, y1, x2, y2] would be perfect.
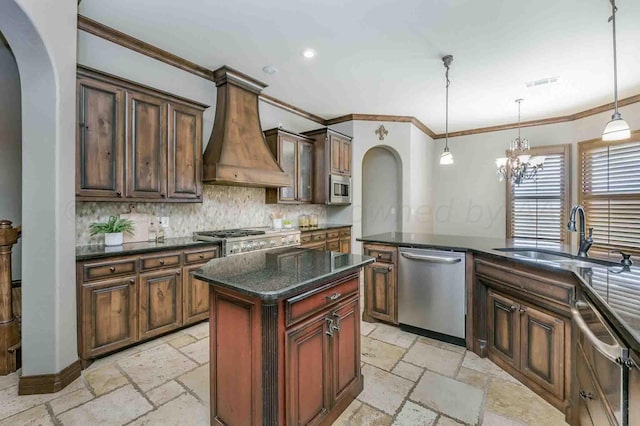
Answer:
[329, 174, 351, 205]
[398, 248, 466, 340]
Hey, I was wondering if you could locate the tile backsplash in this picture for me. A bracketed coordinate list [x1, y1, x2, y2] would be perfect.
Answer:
[76, 185, 327, 246]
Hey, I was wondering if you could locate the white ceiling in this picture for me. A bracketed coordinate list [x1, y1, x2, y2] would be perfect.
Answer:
[79, 0, 640, 134]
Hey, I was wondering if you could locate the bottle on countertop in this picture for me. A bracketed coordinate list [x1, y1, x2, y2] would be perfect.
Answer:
[156, 224, 165, 243]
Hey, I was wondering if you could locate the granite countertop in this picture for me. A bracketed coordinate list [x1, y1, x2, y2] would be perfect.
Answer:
[194, 247, 374, 301]
[76, 236, 222, 260]
[298, 224, 352, 232]
[358, 232, 640, 352]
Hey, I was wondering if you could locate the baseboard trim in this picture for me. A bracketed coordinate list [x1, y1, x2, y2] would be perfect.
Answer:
[18, 359, 82, 395]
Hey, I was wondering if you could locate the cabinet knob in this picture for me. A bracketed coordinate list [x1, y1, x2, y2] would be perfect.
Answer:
[159, 260, 165, 265]
[509, 305, 517, 312]
[199, 254, 204, 259]
[129, 278, 135, 285]
[116, 191, 122, 197]
[519, 308, 526, 314]
[176, 270, 181, 276]
[377, 253, 382, 258]
[388, 266, 392, 271]
[579, 390, 594, 400]
[109, 266, 116, 273]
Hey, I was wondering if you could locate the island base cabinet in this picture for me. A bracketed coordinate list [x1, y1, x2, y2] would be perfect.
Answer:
[362, 243, 398, 325]
[209, 272, 363, 426]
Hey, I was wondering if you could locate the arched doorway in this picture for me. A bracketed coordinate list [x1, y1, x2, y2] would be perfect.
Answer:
[362, 146, 402, 235]
[0, 0, 79, 392]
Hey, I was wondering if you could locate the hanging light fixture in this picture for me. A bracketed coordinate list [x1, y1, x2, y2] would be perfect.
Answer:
[440, 55, 454, 165]
[495, 99, 545, 186]
[602, 0, 630, 141]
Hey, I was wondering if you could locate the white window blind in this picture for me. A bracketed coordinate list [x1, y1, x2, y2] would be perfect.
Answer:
[507, 145, 570, 241]
[579, 136, 640, 255]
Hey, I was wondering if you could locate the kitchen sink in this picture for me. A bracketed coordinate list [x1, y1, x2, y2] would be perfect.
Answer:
[493, 247, 619, 268]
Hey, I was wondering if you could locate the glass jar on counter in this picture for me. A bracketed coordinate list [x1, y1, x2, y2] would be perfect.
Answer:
[309, 214, 318, 227]
[299, 214, 310, 228]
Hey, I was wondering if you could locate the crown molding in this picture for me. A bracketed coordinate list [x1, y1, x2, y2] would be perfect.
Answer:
[432, 93, 640, 139]
[327, 114, 437, 139]
[77, 15, 640, 141]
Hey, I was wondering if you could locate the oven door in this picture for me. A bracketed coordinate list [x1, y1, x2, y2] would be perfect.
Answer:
[329, 175, 351, 205]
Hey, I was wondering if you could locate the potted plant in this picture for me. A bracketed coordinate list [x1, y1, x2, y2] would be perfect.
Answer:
[90, 216, 135, 246]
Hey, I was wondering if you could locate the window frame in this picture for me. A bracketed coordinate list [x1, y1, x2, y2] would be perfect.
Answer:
[506, 144, 572, 242]
[578, 131, 640, 255]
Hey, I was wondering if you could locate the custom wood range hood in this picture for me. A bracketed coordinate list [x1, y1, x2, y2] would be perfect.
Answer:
[202, 66, 290, 187]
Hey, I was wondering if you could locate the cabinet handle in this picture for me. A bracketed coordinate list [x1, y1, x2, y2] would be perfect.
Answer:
[326, 317, 335, 337]
[129, 278, 135, 285]
[326, 292, 341, 301]
[579, 390, 594, 400]
[109, 266, 116, 273]
[519, 308, 526, 314]
[176, 270, 181, 276]
[332, 312, 341, 332]
[159, 260, 165, 265]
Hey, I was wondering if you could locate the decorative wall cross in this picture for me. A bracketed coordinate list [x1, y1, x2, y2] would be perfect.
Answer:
[375, 125, 389, 140]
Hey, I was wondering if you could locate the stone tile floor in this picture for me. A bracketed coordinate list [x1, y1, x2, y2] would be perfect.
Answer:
[0, 320, 568, 425]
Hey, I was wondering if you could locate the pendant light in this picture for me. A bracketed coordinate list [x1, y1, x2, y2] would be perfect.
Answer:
[440, 55, 454, 165]
[602, 0, 630, 141]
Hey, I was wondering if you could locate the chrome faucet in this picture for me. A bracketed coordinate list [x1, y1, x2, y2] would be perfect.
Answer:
[567, 205, 593, 257]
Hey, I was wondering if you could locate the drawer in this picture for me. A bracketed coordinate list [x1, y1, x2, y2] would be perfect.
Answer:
[139, 252, 181, 271]
[326, 240, 340, 252]
[300, 233, 313, 244]
[300, 241, 326, 251]
[327, 230, 340, 239]
[475, 258, 575, 307]
[184, 247, 219, 265]
[311, 232, 326, 242]
[339, 228, 351, 237]
[286, 275, 359, 326]
[83, 258, 137, 282]
[364, 245, 396, 264]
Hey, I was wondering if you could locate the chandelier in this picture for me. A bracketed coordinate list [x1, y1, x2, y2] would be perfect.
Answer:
[495, 99, 545, 186]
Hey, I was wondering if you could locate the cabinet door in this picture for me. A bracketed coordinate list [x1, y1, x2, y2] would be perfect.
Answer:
[331, 298, 361, 404]
[126, 91, 167, 199]
[81, 276, 137, 358]
[339, 238, 351, 254]
[183, 264, 210, 325]
[364, 261, 397, 324]
[330, 135, 342, 175]
[520, 304, 565, 399]
[76, 78, 124, 198]
[340, 139, 351, 176]
[277, 135, 297, 202]
[487, 290, 520, 369]
[297, 140, 314, 203]
[139, 268, 182, 339]
[286, 315, 331, 426]
[167, 103, 202, 200]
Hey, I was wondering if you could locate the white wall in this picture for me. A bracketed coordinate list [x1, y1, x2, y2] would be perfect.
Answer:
[0, 42, 21, 280]
[432, 102, 640, 239]
[0, 0, 78, 375]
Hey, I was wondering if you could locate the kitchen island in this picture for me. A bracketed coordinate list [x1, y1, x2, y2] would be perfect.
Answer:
[194, 247, 374, 426]
[358, 232, 640, 425]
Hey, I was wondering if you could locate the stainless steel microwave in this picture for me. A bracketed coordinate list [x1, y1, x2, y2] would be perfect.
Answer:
[329, 174, 351, 205]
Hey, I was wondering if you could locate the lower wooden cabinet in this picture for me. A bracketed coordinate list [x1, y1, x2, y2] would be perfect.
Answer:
[77, 244, 219, 364]
[139, 268, 182, 340]
[487, 290, 520, 369]
[80, 275, 138, 359]
[362, 243, 398, 325]
[183, 263, 211, 324]
[331, 298, 360, 402]
[299, 227, 352, 254]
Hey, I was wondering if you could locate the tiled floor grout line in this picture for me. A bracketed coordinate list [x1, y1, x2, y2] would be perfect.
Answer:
[44, 401, 63, 426]
[113, 363, 157, 410]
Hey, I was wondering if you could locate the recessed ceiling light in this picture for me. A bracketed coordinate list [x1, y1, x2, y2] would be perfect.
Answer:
[302, 49, 316, 59]
[262, 65, 278, 75]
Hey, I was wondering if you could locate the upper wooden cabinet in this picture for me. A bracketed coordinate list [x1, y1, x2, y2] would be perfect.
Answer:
[302, 128, 353, 204]
[76, 67, 208, 203]
[264, 128, 314, 204]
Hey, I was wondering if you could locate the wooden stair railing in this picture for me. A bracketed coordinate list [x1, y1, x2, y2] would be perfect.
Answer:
[0, 220, 21, 375]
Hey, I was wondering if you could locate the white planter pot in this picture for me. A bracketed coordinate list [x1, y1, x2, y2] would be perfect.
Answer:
[104, 232, 124, 246]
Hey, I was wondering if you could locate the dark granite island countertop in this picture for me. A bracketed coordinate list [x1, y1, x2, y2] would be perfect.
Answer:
[358, 232, 640, 352]
[194, 247, 374, 301]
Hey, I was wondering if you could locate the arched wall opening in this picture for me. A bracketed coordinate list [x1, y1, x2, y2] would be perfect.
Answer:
[0, 0, 79, 392]
[362, 145, 403, 236]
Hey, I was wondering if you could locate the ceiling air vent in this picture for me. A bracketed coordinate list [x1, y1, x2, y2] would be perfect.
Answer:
[525, 76, 559, 88]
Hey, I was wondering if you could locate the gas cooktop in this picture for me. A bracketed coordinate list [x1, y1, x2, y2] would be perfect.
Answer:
[196, 229, 266, 239]
[194, 227, 301, 256]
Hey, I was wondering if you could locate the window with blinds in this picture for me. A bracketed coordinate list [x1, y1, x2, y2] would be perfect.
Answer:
[507, 145, 571, 241]
[579, 134, 640, 255]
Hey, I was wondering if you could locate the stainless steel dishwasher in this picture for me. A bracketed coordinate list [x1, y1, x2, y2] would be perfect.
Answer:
[398, 247, 466, 345]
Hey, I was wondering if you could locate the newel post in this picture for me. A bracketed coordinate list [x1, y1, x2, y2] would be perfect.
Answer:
[0, 220, 21, 375]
